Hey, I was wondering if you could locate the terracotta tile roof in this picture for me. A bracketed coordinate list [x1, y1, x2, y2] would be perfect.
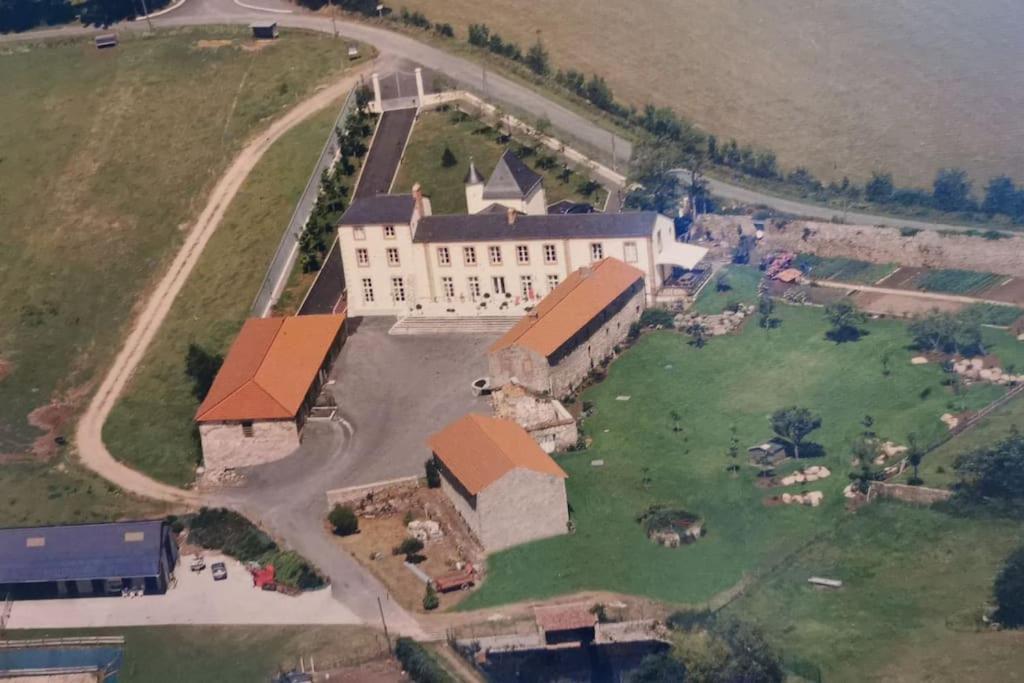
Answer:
[428, 414, 567, 495]
[534, 603, 598, 632]
[490, 258, 645, 358]
[195, 314, 344, 423]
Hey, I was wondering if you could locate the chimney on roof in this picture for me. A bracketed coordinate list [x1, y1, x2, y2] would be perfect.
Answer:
[506, 206, 517, 226]
[412, 182, 425, 218]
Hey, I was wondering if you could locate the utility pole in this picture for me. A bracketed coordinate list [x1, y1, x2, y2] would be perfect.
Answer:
[377, 596, 392, 653]
[137, 0, 153, 32]
[611, 132, 616, 173]
[331, 1, 338, 38]
[482, 64, 488, 98]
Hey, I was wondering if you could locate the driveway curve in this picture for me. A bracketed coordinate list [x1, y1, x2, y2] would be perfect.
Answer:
[74, 67, 371, 504]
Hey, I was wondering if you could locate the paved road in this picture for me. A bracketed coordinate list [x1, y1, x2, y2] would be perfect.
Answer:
[6, 0, 1002, 233]
[354, 107, 417, 198]
[214, 318, 495, 636]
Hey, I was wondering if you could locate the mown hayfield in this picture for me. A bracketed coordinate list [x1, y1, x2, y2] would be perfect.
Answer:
[0, 28, 351, 458]
[400, 0, 1024, 186]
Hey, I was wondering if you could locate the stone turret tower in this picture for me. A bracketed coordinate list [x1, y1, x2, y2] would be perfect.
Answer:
[464, 158, 485, 214]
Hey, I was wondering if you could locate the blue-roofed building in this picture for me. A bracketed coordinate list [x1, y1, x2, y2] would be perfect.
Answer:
[0, 520, 178, 599]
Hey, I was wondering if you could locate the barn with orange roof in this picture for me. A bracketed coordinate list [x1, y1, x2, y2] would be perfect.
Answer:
[194, 314, 345, 473]
[488, 258, 646, 399]
[428, 414, 569, 551]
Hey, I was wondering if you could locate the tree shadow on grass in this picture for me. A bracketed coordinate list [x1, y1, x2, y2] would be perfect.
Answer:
[825, 327, 869, 344]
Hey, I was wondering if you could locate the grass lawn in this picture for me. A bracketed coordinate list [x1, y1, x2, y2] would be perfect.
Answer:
[722, 502, 1024, 681]
[398, 0, 1023, 188]
[692, 265, 762, 315]
[103, 104, 343, 486]
[11, 626, 388, 682]
[460, 304, 1020, 609]
[0, 460, 171, 528]
[392, 109, 606, 214]
[0, 28, 354, 458]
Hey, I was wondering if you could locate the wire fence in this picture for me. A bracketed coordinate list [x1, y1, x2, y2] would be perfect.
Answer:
[250, 84, 363, 317]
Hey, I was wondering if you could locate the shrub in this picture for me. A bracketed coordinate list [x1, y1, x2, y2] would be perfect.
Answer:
[394, 537, 425, 557]
[422, 583, 439, 610]
[440, 146, 457, 168]
[272, 550, 326, 590]
[994, 546, 1024, 628]
[187, 508, 277, 562]
[639, 307, 675, 329]
[394, 638, 454, 683]
[328, 504, 359, 536]
[425, 459, 441, 488]
[899, 227, 921, 237]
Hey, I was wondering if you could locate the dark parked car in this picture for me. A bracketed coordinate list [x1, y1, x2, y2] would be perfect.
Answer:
[211, 562, 228, 581]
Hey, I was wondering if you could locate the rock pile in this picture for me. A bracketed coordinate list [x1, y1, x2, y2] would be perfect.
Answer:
[675, 304, 756, 337]
[779, 465, 830, 486]
[407, 519, 443, 543]
[873, 441, 907, 465]
[951, 357, 1023, 385]
[780, 491, 824, 507]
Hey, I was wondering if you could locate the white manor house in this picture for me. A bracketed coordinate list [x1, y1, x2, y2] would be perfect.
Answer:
[337, 150, 708, 317]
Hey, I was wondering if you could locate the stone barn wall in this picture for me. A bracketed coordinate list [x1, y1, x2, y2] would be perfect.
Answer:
[700, 216, 1024, 278]
[489, 345, 550, 396]
[199, 419, 300, 473]
[477, 468, 569, 551]
[548, 285, 646, 399]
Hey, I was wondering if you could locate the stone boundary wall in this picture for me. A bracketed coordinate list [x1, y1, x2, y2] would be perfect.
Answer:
[699, 215, 1024, 278]
[325, 475, 421, 508]
[867, 481, 953, 506]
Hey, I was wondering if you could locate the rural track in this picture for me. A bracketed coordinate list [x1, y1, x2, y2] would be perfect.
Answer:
[2, 0, 1009, 236]
[74, 65, 372, 505]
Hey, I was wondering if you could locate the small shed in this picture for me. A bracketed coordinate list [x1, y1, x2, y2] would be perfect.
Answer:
[535, 603, 597, 646]
[748, 441, 787, 465]
[250, 22, 279, 40]
[94, 33, 118, 49]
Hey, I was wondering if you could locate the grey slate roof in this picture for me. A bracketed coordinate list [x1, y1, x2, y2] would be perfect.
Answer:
[482, 150, 542, 200]
[464, 159, 484, 185]
[0, 520, 168, 584]
[338, 194, 416, 226]
[413, 211, 659, 243]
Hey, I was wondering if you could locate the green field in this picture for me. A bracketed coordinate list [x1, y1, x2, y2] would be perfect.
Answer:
[460, 305, 1021, 609]
[723, 502, 1024, 681]
[0, 29, 352, 460]
[400, 0, 1024, 188]
[103, 105, 343, 486]
[392, 109, 606, 214]
[692, 265, 762, 315]
[795, 255, 897, 285]
[12, 626, 388, 682]
[913, 269, 1003, 295]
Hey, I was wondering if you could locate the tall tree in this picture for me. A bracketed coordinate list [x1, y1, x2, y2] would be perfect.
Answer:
[525, 37, 550, 76]
[932, 167, 974, 212]
[770, 406, 822, 459]
[994, 546, 1024, 628]
[865, 171, 895, 203]
[824, 300, 867, 342]
[983, 175, 1018, 216]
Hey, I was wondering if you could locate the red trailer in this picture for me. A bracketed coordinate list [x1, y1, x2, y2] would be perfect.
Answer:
[432, 563, 476, 593]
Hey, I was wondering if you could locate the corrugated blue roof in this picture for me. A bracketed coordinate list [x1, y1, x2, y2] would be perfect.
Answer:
[0, 520, 167, 584]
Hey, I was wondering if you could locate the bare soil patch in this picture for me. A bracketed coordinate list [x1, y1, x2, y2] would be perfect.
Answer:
[241, 41, 274, 53]
[194, 39, 235, 50]
[336, 486, 483, 613]
[983, 277, 1024, 306]
[852, 291, 966, 317]
[0, 358, 10, 382]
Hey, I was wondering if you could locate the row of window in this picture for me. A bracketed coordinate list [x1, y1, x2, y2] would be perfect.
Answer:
[359, 274, 561, 305]
[354, 242, 639, 269]
[352, 225, 395, 240]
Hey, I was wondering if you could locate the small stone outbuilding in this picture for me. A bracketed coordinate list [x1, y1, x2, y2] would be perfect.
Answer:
[195, 314, 345, 474]
[488, 258, 646, 399]
[428, 414, 569, 552]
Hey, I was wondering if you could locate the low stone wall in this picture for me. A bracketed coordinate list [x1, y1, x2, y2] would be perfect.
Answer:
[325, 475, 421, 508]
[700, 215, 1024, 278]
[867, 481, 953, 506]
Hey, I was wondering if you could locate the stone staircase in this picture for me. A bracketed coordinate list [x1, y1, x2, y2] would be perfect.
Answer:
[389, 315, 520, 336]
